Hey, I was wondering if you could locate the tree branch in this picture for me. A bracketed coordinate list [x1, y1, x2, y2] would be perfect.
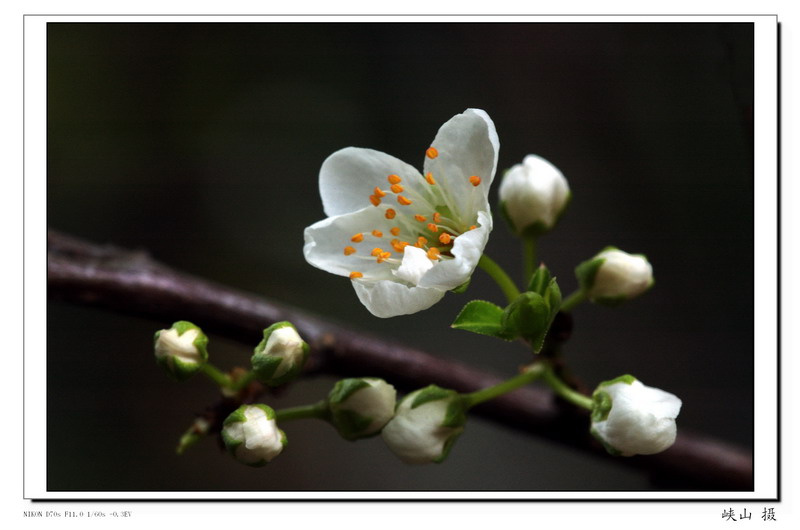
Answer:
[47, 229, 753, 491]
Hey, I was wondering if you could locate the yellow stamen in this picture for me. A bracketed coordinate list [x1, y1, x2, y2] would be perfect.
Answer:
[376, 251, 392, 263]
[372, 230, 383, 238]
[390, 184, 404, 194]
[351, 233, 364, 243]
[390, 227, 401, 236]
[469, 175, 482, 186]
[427, 247, 441, 260]
[385, 209, 397, 219]
[438, 233, 452, 245]
[433, 212, 441, 223]
[426, 147, 438, 159]
[425, 172, 436, 185]
[391, 239, 408, 253]
[388, 174, 402, 185]
[373, 186, 386, 198]
[414, 214, 427, 222]
[427, 223, 439, 233]
[415, 236, 428, 248]
[343, 246, 356, 256]
[369, 194, 381, 206]
[349, 271, 363, 279]
[397, 195, 412, 206]
[371, 247, 384, 257]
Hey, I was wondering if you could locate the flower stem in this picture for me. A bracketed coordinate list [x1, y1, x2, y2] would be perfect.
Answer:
[199, 362, 233, 388]
[230, 370, 258, 392]
[464, 363, 547, 408]
[275, 400, 330, 422]
[523, 236, 537, 286]
[478, 254, 521, 304]
[541, 365, 594, 410]
[560, 289, 587, 312]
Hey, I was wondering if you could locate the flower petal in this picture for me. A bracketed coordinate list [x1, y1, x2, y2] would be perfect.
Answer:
[352, 279, 445, 318]
[418, 210, 493, 291]
[303, 206, 398, 280]
[319, 147, 423, 217]
[422, 109, 499, 220]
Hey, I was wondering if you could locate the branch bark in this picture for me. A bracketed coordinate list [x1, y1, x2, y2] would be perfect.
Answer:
[47, 229, 753, 491]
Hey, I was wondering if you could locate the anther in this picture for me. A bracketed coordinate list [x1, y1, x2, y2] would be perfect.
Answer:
[343, 246, 356, 256]
[371, 248, 384, 257]
[425, 172, 436, 185]
[373, 186, 387, 198]
[414, 214, 427, 222]
[376, 252, 392, 263]
[349, 271, 363, 279]
[426, 147, 439, 159]
[372, 230, 383, 238]
[433, 212, 441, 223]
[397, 196, 412, 206]
[390, 227, 401, 236]
[369, 194, 382, 206]
[438, 233, 452, 245]
[427, 223, 439, 233]
[385, 209, 397, 219]
[427, 247, 441, 260]
[388, 174, 402, 185]
[415, 236, 428, 248]
[391, 239, 408, 253]
[351, 233, 364, 243]
[469, 175, 482, 187]
[390, 184, 404, 194]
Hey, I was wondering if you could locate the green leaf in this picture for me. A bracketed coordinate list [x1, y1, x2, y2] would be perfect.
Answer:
[450, 278, 471, 294]
[451, 300, 513, 340]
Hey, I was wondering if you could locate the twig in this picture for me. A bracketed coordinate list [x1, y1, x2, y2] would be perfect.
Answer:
[47, 229, 753, 490]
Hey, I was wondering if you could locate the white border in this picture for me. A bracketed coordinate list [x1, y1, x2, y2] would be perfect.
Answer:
[24, 14, 778, 501]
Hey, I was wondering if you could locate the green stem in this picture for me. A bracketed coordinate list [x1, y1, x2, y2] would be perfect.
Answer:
[523, 236, 537, 286]
[231, 370, 258, 392]
[478, 254, 521, 304]
[199, 362, 233, 389]
[464, 363, 546, 408]
[560, 289, 587, 313]
[275, 400, 330, 422]
[541, 365, 594, 410]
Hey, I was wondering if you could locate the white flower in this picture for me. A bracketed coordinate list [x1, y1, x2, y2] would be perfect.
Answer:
[499, 154, 570, 235]
[250, 322, 309, 386]
[577, 247, 654, 304]
[590, 376, 682, 456]
[222, 404, 287, 466]
[153, 321, 208, 381]
[328, 378, 397, 440]
[381, 385, 466, 464]
[304, 109, 499, 318]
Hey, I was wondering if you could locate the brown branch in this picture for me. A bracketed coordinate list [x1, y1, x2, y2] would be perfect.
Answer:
[47, 229, 753, 491]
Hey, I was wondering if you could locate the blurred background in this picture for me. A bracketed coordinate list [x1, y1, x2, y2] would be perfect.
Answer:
[47, 22, 754, 492]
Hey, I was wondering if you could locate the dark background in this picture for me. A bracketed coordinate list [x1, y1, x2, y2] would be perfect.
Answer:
[47, 22, 754, 491]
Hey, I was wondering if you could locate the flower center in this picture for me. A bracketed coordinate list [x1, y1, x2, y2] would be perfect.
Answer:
[345, 148, 483, 283]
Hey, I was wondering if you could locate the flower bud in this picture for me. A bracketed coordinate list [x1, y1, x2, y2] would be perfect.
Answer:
[222, 404, 287, 466]
[153, 321, 208, 381]
[576, 247, 653, 305]
[328, 378, 397, 440]
[590, 375, 682, 456]
[381, 385, 467, 465]
[251, 322, 309, 386]
[498, 154, 570, 236]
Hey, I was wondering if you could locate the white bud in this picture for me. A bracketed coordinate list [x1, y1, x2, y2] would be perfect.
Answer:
[328, 378, 397, 440]
[251, 322, 309, 386]
[590, 376, 682, 456]
[153, 321, 208, 381]
[578, 247, 654, 304]
[222, 404, 287, 466]
[499, 154, 570, 235]
[381, 385, 466, 465]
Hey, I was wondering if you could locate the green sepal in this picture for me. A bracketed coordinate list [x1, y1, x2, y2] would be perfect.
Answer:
[250, 322, 309, 386]
[590, 390, 613, 423]
[330, 408, 375, 441]
[575, 257, 606, 293]
[501, 292, 551, 352]
[410, 385, 456, 409]
[590, 426, 623, 457]
[442, 395, 468, 429]
[451, 278, 471, 294]
[596, 374, 637, 389]
[527, 264, 552, 294]
[328, 378, 371, 405]
[526, 265, 563, 318]
[153, 321, 209, 382]
[221, 404, 278, 460]
[433, 427, 466, 464]
[253, 321, 296, 354]
[451, 300, 514, 341]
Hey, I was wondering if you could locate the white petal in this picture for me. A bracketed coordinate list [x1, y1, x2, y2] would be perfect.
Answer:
[393, 246, 434, 285]
[353, 279, 445, 318]
[319, 147, 423, 217]
[418, 210, 492, 291]
[303, 206, 398, 280]
[422, 109, 499, 220]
